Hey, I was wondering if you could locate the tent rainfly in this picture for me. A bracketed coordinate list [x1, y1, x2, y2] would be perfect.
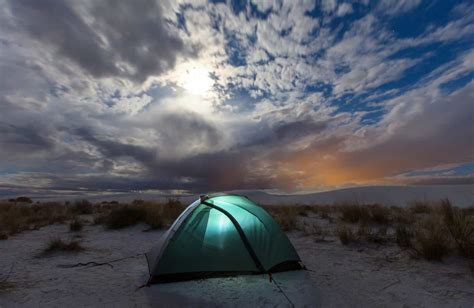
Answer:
[146, 194, 304, 283]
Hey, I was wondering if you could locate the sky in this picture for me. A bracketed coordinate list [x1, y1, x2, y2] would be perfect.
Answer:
[0, 0, 473, 197]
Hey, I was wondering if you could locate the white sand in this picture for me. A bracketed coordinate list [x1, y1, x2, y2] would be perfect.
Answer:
[1, 216, 473, 307]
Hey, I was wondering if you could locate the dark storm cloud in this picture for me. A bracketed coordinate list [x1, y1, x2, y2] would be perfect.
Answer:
[8, 0, 188, 82]
[157, 112, 222, 148]
[75, 127, 157, 167]
[274, 120, 328, 141]
[0, 122, 52, 149]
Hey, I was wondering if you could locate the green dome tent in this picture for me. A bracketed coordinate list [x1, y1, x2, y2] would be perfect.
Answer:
[146, 194, 304, 283]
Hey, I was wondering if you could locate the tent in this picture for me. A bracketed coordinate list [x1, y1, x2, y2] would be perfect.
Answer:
[146, 194, 304, 283]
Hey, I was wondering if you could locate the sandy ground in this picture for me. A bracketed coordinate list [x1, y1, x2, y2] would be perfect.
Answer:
[1, 215, 473, 307]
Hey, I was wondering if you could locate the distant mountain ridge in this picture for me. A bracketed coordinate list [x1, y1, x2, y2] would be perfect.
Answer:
[4, 184, 473, 207]
[242, 185, 474, 207]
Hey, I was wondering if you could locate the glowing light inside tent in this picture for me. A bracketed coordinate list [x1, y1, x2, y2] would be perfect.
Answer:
[203, 209, 233, 249]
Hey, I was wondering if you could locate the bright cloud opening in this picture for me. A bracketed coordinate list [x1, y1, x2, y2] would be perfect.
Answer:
[181, 67, 213, 95]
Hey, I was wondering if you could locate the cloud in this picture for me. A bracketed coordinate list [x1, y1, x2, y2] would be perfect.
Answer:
[0, 0, 473, 195]
[7, 0, 189, 82]
[278, 81, 474, 189]
[376, 0, 421, 15]
[336, 3, 353, 17]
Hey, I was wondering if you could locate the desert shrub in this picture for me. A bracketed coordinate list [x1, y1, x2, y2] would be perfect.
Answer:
[0, 202, 71, 235]
[366, 226, 389, 244]
[396, 225, 414, 248]
[339, 203, 370, 223]
[356, 223, 370, 238]
[337, 225, 357, 245]
[93, 214, 108, 225]
[441, 199, 474, 259]
[394, 208, 416, 225]
[298, 209, 309, 217]
[95, 199, 184, 229]
[413, 218, 451, 261]
[142, 199, 184, 229]
[266, 205, 298, 231]
[408, 201, 432, 214]
[42, 237, 84, 255]
[72, 200, 93, 214]
[462, 207, 474, 216]
[369, 204, 391, 224]
[143, 204, 165, 229]
[105, 206, 146, 229]
[313, 205, 332, 220]
[69, 218, 83, 232]
[302, 221, 323, 236]
[165, 199, 185, 218]
[16, 196, 32, 203]
[132, 199, 145, 206]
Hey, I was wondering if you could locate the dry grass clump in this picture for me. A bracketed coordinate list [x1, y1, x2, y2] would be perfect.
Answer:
[393, 208, 416, 225]
[337, 203, 391, 224]
[0, 201, 72, 236]
[0, 232, 8, 240]
[412, 217, 451, 261]
[12, 196, 33, 203]
[365, 226, 389, 244]
[441, 199, 474, 259]
[105, 206, 146, 229]
[408, 201, 432, 214]
[41, 237, 85, 255]
[144, 204, 165, 229]
[312, 205, 332, 220]
[337, 225, 357, 245]
[264, 205, 298, 231]
[69, 218, 83, 232]
[99, 199, 185, 230]
[368, 204, 391, 224]
[338, 203, 370, 223]
[396, 224, 414, 248]
[72, 200, 93, 214]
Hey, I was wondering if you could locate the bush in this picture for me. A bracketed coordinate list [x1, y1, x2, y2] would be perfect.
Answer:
[339, 204, 384, 223]
[42, 237, 84, 254]
[337, 225, 357, 245]
[413, 218, 451, 261]
[265, 205, 298, 231]
[313, 205, 332, 220]
[165, 199, 185, 219]
[441, 199, 474, 259]
[105, 206, 146, 229]
[73, 200, 93, 214]
[369, 204, 391, 224]
[0, 201, 71, 235]
[339, 203, 371, 223]
[144, 204, 165, 229]
[408, 201, 432, 214]
[93, 214, 108, 225]
[396, 225, 413, 248]
[69, 218, 83, 232]
[394, 208, 416, 225]
[366, 226, 389, 244]
[0, 232, 8, 240]
[16, 197, 32, 203]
